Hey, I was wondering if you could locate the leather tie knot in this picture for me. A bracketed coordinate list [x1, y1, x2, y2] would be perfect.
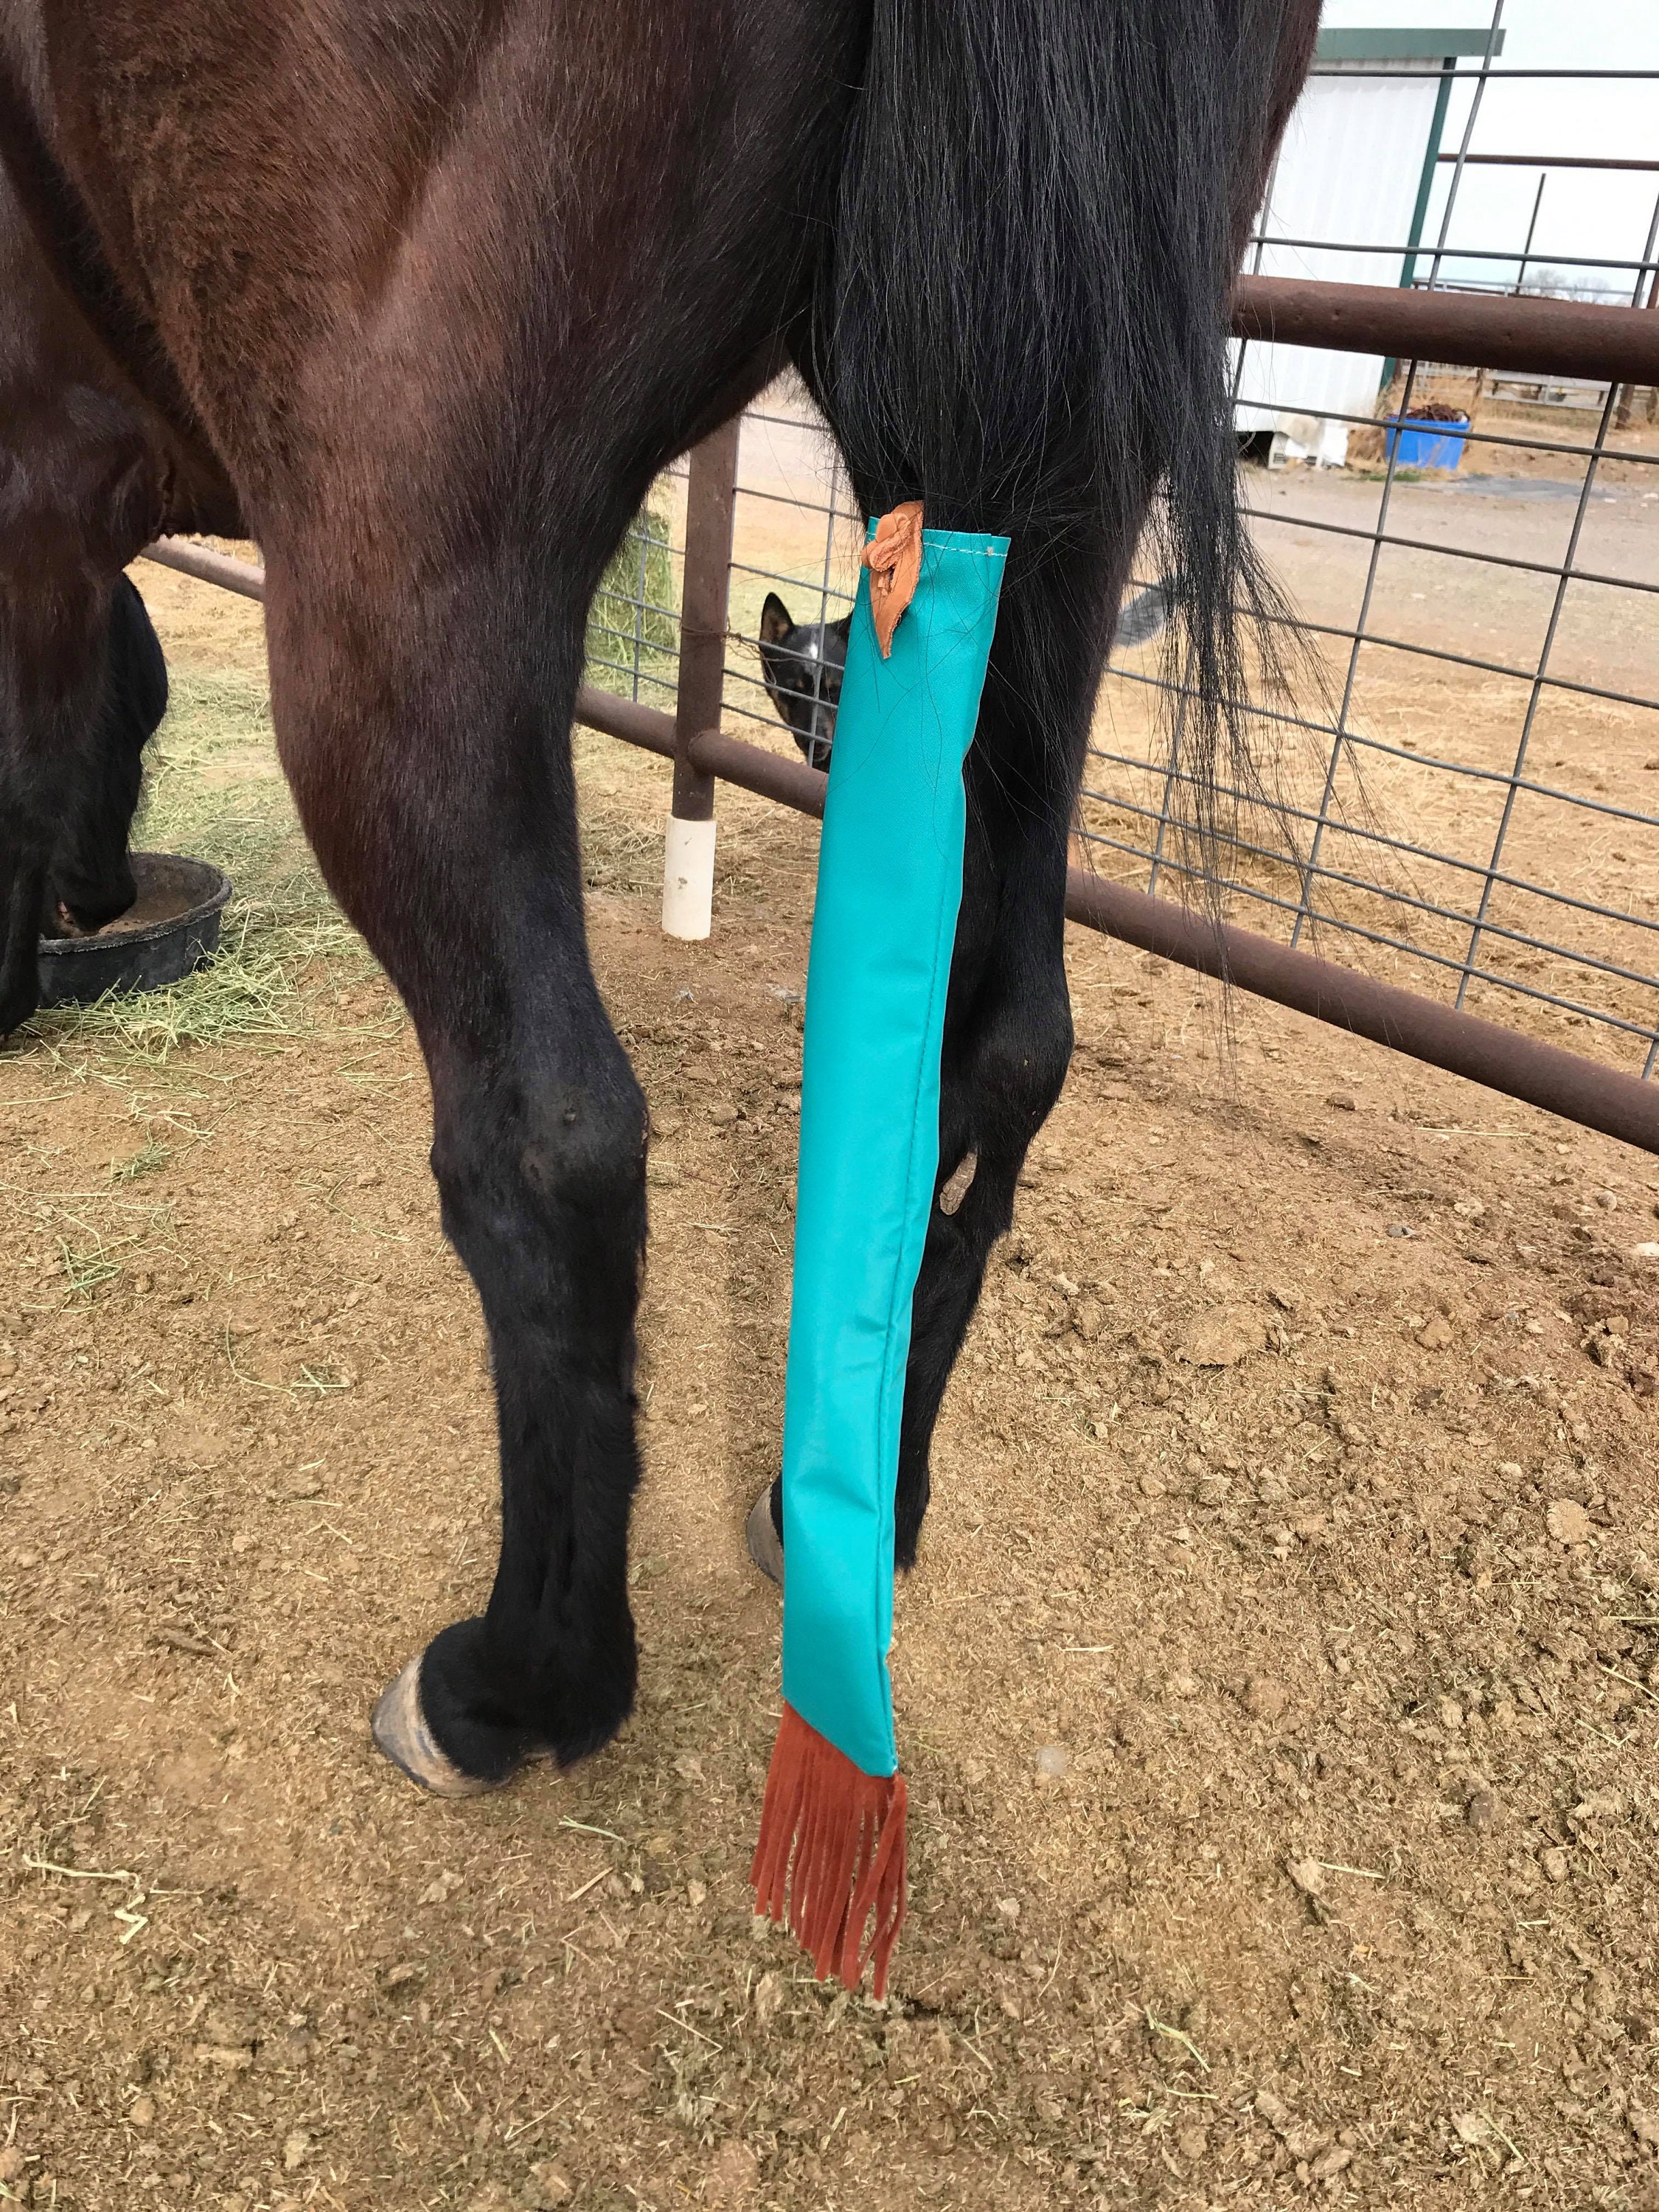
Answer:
[862, 501, 923, 657]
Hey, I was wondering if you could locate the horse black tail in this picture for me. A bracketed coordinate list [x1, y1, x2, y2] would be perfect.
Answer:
[810, 0, 1318, 884]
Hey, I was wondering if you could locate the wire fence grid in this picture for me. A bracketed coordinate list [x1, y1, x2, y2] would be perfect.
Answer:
[582, 6, 1659, 1081]
[581, 466, 688, 711]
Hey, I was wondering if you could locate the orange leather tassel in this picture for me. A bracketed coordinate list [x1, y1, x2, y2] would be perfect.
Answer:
[862, 501, 924, 658]
[750, 1703, 908, 1997]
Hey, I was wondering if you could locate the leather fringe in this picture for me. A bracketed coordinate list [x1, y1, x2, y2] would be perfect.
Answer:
[750, 1703, 907, 1998]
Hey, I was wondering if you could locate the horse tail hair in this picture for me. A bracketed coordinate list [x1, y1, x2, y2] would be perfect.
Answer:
[810, 0, 1318, 883]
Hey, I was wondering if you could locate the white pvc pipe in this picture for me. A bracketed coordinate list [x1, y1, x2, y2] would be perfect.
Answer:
[661, 812, 716, 940]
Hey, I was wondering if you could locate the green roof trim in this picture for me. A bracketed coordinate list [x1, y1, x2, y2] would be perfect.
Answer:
[1316, 27, 1506, 60]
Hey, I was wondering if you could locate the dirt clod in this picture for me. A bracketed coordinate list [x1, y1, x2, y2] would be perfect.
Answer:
[1546, 1498, 1592, 1544]
[1572, 1790, 1624, 1823]
[751, 1972, 785, 2027]
[1466, 1787, 1499, 1832]
[195, 2042, 253, 2072]
[705, 2140, 760, 2206]
[1256, 2088, 1293, 2133]
[1243, 1674, 1288, 1720]
[1178, 1307, 1265, 1367]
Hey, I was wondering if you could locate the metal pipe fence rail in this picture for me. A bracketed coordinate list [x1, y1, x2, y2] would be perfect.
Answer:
[1231, 277, 1659, 383]
[139, 19, 1659, 1156]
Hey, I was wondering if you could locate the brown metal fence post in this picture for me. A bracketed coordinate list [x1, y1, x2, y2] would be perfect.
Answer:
[661, 418, 740, 939]
[1614, 261, 1659, 431]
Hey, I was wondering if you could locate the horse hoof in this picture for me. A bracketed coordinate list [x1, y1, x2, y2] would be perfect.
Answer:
[746, 1489, 783, 1586]
[370, 1655, 505, 1798]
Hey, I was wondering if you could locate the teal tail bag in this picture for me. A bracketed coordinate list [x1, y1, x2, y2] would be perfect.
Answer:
[751, 509, 1008, 1996]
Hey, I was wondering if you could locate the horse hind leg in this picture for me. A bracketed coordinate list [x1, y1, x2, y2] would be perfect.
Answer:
[888, 549, 1133, 1567]
[264, 493, 649, 1791]
[757, 535, 1124, 1576]
[758, 766, 1079, 1578]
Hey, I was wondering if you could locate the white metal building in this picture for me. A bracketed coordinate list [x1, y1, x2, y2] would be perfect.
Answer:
[1234, 21, 1501, 465]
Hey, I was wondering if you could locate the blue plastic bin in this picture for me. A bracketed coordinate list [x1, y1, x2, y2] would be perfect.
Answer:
[1384, 414, 1470, 470]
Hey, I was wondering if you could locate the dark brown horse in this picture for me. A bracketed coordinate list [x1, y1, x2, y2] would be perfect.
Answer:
[0, 0, 1318, 1794]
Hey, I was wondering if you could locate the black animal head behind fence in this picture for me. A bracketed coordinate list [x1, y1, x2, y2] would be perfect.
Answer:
[758, 592, 850, 770]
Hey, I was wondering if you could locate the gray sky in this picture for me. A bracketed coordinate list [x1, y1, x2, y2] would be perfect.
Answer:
[1321, 0, 1659, 297]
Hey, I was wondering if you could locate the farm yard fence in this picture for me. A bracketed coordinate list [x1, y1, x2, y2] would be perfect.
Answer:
[141, 18, 1659, 1155]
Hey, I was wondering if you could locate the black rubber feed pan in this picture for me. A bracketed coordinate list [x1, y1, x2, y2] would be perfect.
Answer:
[36, 852, 232, 1009]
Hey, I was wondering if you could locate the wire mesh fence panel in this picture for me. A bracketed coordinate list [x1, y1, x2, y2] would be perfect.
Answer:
[1082, 3, 1659, 1079]
[580, 463, 689, 709]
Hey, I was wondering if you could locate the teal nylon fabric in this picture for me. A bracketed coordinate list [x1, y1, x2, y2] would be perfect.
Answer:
[779, 525, 1009, 1778]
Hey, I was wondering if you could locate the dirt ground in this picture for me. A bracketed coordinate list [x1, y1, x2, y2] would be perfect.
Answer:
[3, 531, 1659, 2212]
